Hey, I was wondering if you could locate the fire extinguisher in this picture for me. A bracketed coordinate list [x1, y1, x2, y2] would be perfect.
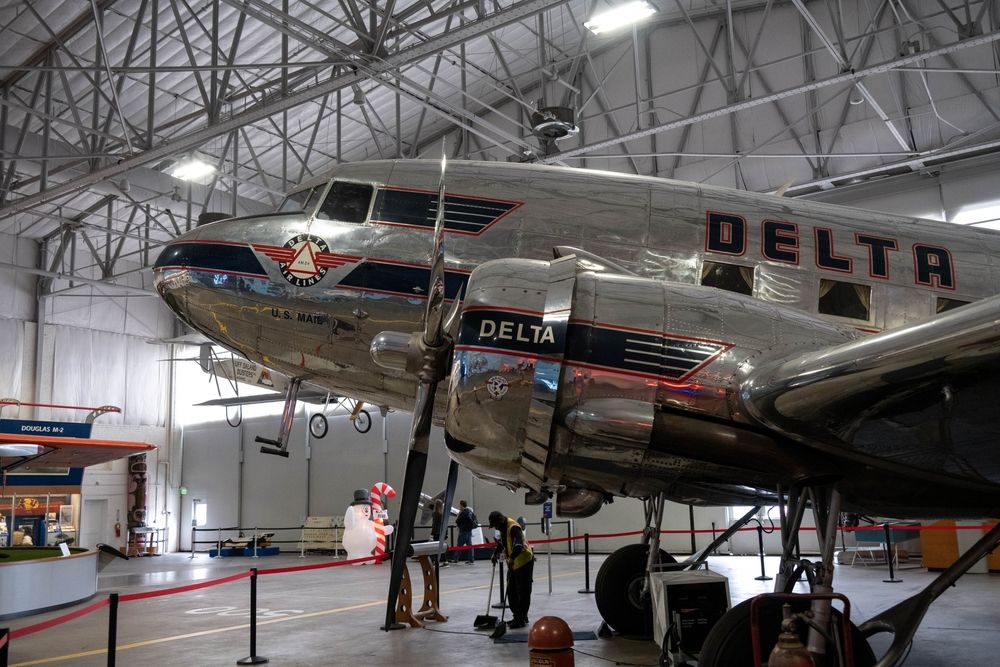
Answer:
[115, 510, 122, 538]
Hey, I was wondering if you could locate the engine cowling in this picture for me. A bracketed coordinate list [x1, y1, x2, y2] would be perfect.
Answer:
[444, 257, 857, 512]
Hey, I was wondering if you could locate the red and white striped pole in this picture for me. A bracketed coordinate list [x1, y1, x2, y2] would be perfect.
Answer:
[370, 482, 396, 563]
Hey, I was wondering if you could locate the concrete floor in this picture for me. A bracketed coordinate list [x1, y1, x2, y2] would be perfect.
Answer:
[4, 551, 999, 666]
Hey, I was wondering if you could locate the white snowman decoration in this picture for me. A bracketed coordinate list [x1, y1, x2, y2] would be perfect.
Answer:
[343, 489, 377, 564]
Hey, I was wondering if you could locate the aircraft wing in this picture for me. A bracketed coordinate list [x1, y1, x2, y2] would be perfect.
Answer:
[0, 433, 155, 469]
[195, 388, 332, 407]
[743, 293, 1000, 484]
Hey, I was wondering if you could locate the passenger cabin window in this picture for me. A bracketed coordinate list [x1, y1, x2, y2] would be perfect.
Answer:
[317, 181, 373, 223]
[277, 187, 321, 214]
[937, 297, 970, 313]
[818, 279, 871, 320]
[701, 261, 754, 295]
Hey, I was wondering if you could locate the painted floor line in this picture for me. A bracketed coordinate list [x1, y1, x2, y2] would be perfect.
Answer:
[10, 570, 582, 666]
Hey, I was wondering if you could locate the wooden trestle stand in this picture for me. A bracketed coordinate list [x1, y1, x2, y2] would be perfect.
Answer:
[390, 554, 448, 628]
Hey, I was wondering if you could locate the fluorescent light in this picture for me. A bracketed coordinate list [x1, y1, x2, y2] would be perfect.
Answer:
[585, 1, 656, 35]
[0, 444, 43, 456]
[170, 155, 216, 182]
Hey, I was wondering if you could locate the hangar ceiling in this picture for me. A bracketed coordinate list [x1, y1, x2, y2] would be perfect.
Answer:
[1, 0, 999, 297]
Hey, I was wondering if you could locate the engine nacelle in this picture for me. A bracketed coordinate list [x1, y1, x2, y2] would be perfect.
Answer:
[445, 257, 857, 508]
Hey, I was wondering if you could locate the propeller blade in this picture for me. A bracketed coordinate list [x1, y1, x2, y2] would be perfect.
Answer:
[383, 380, 437, 630]
[382, 145, 457, 631]
[438, 460, 459, 555]
[423, 151, 448, 348]
[442, 286, 464, 338]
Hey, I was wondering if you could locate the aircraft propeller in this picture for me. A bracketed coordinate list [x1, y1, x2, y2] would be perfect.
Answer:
[380, 152, 463, 630]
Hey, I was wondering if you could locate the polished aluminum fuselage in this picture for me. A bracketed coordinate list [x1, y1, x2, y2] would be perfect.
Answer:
[154, 160, 1000, 516]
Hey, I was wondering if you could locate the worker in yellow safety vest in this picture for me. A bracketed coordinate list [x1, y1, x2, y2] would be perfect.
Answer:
[489, 510, 535, 629]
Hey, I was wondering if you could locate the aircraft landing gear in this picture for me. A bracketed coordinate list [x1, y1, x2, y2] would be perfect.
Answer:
[308, 413, 328, 439]
[595, 496, 763, 640]
[256, 377, 301, 457]
[698, 485, 875, 667]
[595, 543, 674, 637]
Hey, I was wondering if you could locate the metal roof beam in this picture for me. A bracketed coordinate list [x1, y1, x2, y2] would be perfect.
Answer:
[544, 29, 1000, 164]
[0, 0, 572, 218]
[790, 0, 912, 152]
[0, 0, 118, 89]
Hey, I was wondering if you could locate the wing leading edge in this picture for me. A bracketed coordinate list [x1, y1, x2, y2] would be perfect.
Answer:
[0, 434, 155, 469]
[742, 293, 1000, 487]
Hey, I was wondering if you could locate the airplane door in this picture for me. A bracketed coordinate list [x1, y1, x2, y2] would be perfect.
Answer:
[80, 498, 108, 548]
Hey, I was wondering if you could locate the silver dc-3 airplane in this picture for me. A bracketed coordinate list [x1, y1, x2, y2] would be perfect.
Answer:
[153, 158, 1000, 666]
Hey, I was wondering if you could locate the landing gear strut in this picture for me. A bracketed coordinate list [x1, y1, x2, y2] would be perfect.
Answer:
[594, 494, 761, 638]
[256, 377, 301, 457]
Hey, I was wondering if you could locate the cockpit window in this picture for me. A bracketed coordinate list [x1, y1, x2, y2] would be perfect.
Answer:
[317, 181, 373, 223]
[277, 187, 321, 214]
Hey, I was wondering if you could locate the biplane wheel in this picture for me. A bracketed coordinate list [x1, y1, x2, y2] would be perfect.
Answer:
[353, 410, 372, 434]
[697, 596, 875, 666]
[309, 413, 328, 439]
[595, 543, 675, 637]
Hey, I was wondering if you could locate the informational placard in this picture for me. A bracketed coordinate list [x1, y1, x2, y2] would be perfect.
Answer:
[59, 542, 71, 557]
[0, 419, 93, 438]
[542, 501, 553, 519]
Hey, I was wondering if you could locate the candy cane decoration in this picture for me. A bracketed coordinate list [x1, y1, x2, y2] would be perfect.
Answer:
[370, 482, 396, 562]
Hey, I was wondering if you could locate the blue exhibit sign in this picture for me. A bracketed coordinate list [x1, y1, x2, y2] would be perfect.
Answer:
[0, 419, 93, 439]
[542, 501, 553, 519]
[0, 419, 93, 489]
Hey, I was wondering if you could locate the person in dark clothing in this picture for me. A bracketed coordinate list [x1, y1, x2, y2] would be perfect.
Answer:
[431, 499, 445, 565]
[489, 510, 534, 629]
[451, 500, 477, 564]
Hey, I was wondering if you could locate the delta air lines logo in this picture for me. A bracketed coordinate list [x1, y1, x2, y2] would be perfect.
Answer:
[254, 236, 361, 288]
[279, 234, 330, 287]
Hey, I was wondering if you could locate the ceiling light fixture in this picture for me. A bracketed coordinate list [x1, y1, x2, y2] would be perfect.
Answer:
[849, 84, 865, 105]
[352, 85, 366, 106]
[170, 154, 216, 182]
[584, 1, 657, 35]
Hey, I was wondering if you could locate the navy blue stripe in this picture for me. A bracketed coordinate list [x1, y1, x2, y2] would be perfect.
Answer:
[154, 243, 266, 276]
[574, 326, 720, 378]
[455, 308, 723, 380]
[373, 189, 516, 233]
[339, 261, 468, 300]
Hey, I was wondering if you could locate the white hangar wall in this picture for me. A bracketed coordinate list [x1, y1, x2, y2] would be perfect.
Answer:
[0, 230, 182, 552]
[805, 153, 1000, 228]
[178, 408, 823, 556]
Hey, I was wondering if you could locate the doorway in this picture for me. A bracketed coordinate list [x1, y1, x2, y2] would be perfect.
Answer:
[80, 498, 109, 548]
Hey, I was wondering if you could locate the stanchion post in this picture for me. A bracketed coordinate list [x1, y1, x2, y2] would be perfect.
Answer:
[578, 533, 595, 594]
[253, 527, 259, 559]
[237, 568, 268, 665]
[107, 593, 118, 667]
[1, 627, 10, 667]
[299, 526, 305, 558]
[189, 526, 196, 559]
[492, 560, 506, 609]
[882, 523, 902, 583]
[216, 528, 223, 559]
[754, 524, 772, 581]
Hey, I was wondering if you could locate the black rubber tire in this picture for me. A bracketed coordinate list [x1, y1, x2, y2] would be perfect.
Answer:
[697, 596, 876, 666]
[353, 410, 372, 434]
[595, 543, 676, 637]
[309, 413, 329, 439]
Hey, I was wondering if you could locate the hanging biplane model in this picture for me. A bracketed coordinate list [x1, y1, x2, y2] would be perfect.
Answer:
[153, 157, 1000, 665]
[165, 340, 374, 437]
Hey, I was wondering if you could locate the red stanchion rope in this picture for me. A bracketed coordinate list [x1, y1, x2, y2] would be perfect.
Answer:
[119, 570, 252, 602]
[0, 630, 8, 650]
[10, 598, 110, 639]
[257, 554, 385, 575]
